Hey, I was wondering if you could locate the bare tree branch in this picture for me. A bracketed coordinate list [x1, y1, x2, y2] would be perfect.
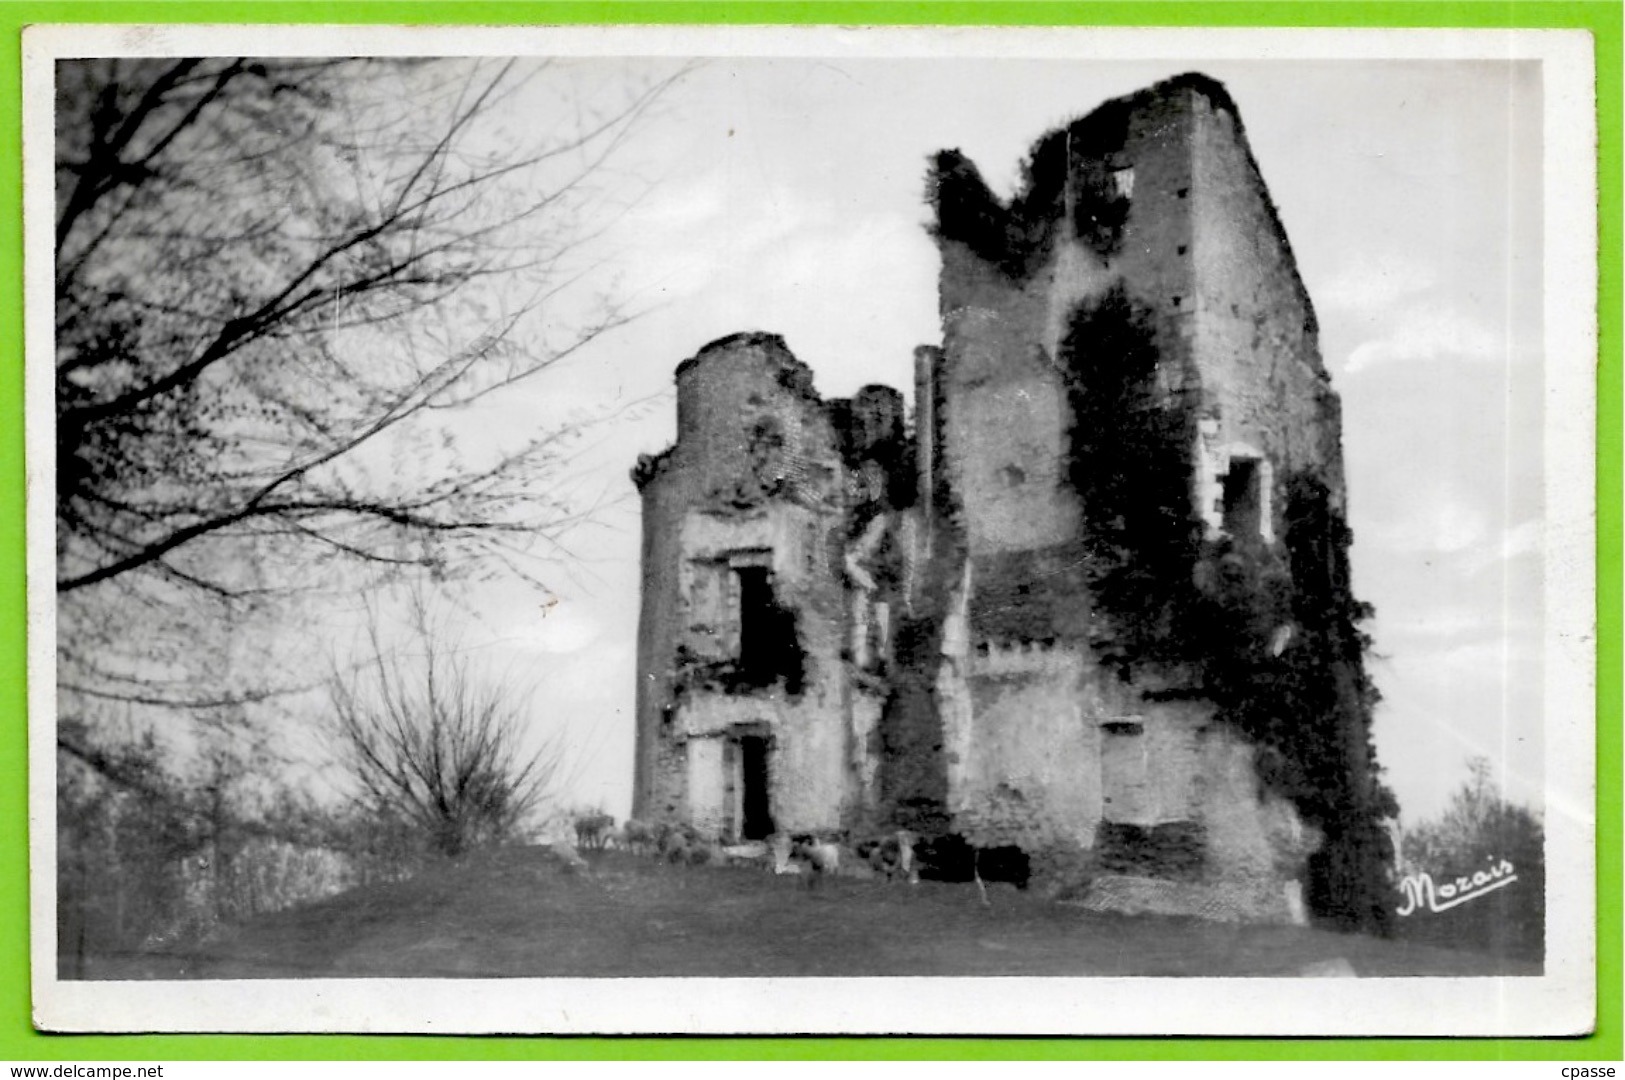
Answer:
[57, 57, 681, 601]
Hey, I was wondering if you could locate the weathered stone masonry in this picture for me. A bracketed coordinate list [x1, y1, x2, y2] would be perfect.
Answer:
[631, 74, 1393, 928]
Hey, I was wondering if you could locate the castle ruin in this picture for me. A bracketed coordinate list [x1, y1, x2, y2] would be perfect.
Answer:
[631, 74, 1394, 928]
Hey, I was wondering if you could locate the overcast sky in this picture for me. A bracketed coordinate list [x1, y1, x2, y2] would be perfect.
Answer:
[30, 37, 1561, 830]
[414, 52, 1549, 828]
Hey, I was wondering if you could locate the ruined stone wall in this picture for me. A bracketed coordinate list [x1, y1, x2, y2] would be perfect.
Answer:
[672, 333, 843, 510]
[925, 81, 1215, 855]
[632, 464, 689, 822]
[943, 645, 1233, 862]
[634, 75, 1384, 926]
[1187, 93, 1341, 506]
[1069, 83, 1197, 373]
[937, 246, 1083, 558]
[674, 691, 844, 835]
[1185, 88, 1391, 928]
[921, 74, 1358, 915]
[633, 333, 851, 831]
[1196, 723, 1320, 916]
[1097, 711, 1204, 827]
[674, 502, 848, 833]
[946, 644, 1101, 852]
[848, 690, 886, 819]
[931, 81, 1211, 642]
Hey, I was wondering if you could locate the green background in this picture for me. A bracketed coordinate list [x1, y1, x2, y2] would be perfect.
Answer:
[2, 0, 1618, 1062]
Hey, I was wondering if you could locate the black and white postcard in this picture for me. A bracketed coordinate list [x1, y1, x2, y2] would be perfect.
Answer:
[25, 24, 1597, 1035]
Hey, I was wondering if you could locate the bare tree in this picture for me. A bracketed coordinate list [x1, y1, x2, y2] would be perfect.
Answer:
[327, 594, 571, 857]
[53, 57, 682, 753]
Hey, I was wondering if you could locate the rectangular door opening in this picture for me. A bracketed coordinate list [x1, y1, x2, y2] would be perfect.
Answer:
[739, 735, 775, 840]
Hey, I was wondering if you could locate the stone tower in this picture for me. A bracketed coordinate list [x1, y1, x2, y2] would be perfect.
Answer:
[631, 74, 1392, 928]
[630, 333, 910, 838]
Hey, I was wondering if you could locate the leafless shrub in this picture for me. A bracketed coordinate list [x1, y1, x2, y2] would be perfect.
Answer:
[328, 595, 572, 857]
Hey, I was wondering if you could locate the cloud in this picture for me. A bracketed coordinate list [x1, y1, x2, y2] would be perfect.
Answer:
[525, 599, 605, 655]
[458, 585, 610, 660]
[1366, 497, 1490, 556]
[1461, 518, 1542, 575]
[609, 170, 813, 305]
[1371, 502, 1541, 573]
[1343, 303, 1504, 375]
[1317, 250, 1438, 313]
[1380, 605, 1497, 643]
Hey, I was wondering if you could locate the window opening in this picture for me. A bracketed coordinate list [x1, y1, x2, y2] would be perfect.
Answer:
[736, 566, 775, 674]
[681, 551, 802, 694]
[1222, 458, 1264, 541]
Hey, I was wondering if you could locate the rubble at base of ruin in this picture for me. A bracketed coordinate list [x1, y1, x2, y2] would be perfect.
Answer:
[628, 74, 1386, 926]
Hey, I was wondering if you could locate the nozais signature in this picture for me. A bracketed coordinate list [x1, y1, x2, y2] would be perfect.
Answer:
[1396, 857, 1518, 916]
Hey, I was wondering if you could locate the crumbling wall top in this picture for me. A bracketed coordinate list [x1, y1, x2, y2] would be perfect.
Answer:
[926, 71, 1316, 339]
[674, 330, 819, 402]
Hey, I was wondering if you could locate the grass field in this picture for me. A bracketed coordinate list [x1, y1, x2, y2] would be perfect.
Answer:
[68, 845, 1541, 980]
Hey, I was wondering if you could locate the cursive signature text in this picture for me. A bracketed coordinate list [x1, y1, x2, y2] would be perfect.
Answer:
[1396, 856, 1517, 916]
